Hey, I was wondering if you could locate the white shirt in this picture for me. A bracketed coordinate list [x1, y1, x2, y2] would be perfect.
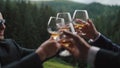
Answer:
[87, 33, 101, 68]
[87, 46, 100, 68]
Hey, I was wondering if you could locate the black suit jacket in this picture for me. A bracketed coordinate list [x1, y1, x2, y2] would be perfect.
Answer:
[91, 35, 120, 68]
[0, 39, 43, 68]
[90, 34, 120, 52]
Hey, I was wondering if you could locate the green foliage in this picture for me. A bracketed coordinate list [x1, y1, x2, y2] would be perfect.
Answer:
[0, 0, 120, 55]
[43, 58, 73, 68]
[31, 0, 120, 45]
[0, 0, 120, 67]
[1, 0, 56, 48]
[33, 1, 86, 13]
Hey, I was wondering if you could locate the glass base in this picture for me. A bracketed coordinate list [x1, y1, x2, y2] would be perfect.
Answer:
[59, 50, 71, 57]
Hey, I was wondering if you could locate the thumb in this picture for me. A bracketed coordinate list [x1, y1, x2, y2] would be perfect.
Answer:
[49, 36, 54, 40]
[87, 19, 94, 26]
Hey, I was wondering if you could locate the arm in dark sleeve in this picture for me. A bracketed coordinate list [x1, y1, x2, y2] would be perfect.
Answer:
[90, 34, 120, 52]
[94, 49, 120, 68]
[2, 53, 43, 68]
[12, 39, 36, 57]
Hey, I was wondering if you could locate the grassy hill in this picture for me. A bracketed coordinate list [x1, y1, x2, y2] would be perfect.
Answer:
[43, 58, 73, 68]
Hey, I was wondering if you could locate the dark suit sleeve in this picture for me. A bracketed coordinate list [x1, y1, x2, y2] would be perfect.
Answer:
[2, 53, 43, 68]
[94, 49, 120, 68]
[12, 39, 36, 57]
[0, 39, 43, 68]
[90, 34, 120, 52]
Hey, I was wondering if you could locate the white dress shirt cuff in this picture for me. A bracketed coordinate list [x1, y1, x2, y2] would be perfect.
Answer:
[87, 46, 100, 68]
[88, 32, 101, 43]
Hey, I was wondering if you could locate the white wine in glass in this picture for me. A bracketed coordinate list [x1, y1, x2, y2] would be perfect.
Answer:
[47, 16, 65, 40]
[72, 10, 89, 35]
[56, 12, 75, 57]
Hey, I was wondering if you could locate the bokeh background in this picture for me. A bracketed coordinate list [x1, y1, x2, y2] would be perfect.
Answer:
[0, 0, 120, 68]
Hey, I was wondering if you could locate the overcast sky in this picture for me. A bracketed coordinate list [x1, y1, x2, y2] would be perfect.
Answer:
[30, 0, 120, 5]
[72, 0, 120, 5]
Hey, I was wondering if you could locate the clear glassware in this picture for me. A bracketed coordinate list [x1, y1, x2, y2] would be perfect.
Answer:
[56, 12, 75, 57]
[72, 10, 89, 35]
[47, 16, 65, 40]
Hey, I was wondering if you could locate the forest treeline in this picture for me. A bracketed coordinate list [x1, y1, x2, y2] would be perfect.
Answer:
[0, 0, 120, 49]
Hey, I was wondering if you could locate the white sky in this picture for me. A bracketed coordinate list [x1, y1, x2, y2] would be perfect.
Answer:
[72, 0, 120, 5]
[30, 0, 120, 5]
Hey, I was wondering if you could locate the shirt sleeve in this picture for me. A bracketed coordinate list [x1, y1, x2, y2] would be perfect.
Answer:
[87, 46, 100, 68]
[88, 32, 101, 43]
[2, 53, 43, 68]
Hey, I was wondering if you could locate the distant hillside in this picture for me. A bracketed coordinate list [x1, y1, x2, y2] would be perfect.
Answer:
[31, 1, 120, 44]
[32, 1, 120, 18]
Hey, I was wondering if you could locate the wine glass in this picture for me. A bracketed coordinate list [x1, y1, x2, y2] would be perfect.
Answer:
[72, 10, 89, 35]
[57, 12, 75, 34]
[56, 12, 77, 58]
[47, 16, 65, 40]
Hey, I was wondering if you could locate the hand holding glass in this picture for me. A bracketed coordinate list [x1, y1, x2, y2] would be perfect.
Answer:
[72, 10, 89, 35]
[47, 16, 65, 40]
[56, 12, 75, 57]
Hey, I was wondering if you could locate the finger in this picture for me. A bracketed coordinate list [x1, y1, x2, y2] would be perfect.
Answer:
[75, 19, 85, 24]
[56, 42, 61, 49]
[63, 31, 87, 46]
[75, 19, 89, 29]
[61, 44, 73, 53]
[59, 38, 74, 49]
[48, 36, 54, 40]
[63, 31, 79, 40]
[87, 19, 94, 26]
[75, 19, 83, 22]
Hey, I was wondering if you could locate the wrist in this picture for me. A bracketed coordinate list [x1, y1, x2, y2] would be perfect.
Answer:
[81, 43, 91, 61]
[35, 48, 47, 61]
[90, 31, 100, 40]
[84, 44, 91, 61]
